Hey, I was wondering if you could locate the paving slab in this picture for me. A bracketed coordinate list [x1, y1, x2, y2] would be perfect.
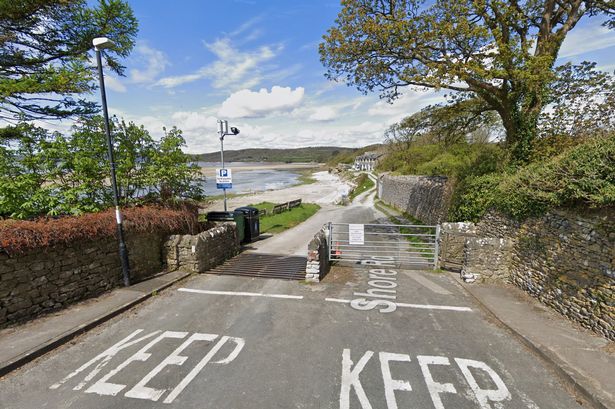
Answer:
[458, 279, 615, 409]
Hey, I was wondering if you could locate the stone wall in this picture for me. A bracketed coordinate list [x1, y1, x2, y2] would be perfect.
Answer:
[0, 231, 167, 328]
[305, 225, 330, 283]
[440, 222, 512, 282]
[378, 174, 452, 224]
[163, 222, 240, 273]
[476, 209, 614, 340]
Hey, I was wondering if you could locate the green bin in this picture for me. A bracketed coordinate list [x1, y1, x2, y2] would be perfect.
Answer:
[207, 211, 245, 243]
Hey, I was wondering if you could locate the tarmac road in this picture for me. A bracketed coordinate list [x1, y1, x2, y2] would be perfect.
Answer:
[0, 201, 584, 409]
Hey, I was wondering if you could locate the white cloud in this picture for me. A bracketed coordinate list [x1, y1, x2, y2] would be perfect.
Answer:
[105, 75, 127, 93]
[156, 37, 281, 90]
[308, 106, 338, 121]
[129, 43, 169, 84]
[560, 24, 615, 58]
[219, 86, 305, 118]
[171, 111, 218, 133]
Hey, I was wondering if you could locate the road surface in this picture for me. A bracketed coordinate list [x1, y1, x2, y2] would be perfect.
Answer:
[0, 195, 583, 408]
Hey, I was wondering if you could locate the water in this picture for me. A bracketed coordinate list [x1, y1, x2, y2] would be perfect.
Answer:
[198, 162, 302, 196]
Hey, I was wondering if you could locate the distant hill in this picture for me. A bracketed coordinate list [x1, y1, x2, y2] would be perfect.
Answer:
[192, 146, 361, 163]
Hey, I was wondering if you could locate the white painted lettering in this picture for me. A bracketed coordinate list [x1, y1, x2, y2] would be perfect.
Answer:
[417, 355, 457, 409]
[350, 298, 397, 313]
[124, 333, 218, 401]
[379, 352, 412, 409]
[354, 289, 397, 300]
[369, 274, 396, 281]
[164, 336, 245, 404]
[339, 349, 373, 409]
[85, 331, 187, 396]
[455, 358, 511, 409]
[361, 260, 395, 266]
[50, 329, 160, 391]
[368, 280, 398, 289]
[369, 269, 398, 276]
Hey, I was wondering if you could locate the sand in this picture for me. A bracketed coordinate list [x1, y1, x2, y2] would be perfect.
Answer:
[203, 170, 351, 211]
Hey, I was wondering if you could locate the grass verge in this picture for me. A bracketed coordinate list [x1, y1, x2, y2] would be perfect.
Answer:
[249, 202, 321, 234]
[349, 173, 375, 201]
[374, 200, 433, 258]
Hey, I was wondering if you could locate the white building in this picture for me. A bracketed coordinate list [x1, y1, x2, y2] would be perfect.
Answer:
[353, 152, 382, 171]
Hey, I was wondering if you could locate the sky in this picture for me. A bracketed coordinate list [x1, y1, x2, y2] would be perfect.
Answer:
[50, 1, 615, 154]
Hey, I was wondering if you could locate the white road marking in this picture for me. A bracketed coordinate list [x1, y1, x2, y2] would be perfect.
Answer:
[325, 298, 351, 303]
[402, 270, 452, 295]
[395, 302, 472, 312]
[339, 349, 513, 409]
[178, 288, 303, 300]
[325, 298, 472, 312]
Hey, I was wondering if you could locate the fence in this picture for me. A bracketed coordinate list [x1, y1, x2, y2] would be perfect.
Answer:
[260, 199, 302, 216]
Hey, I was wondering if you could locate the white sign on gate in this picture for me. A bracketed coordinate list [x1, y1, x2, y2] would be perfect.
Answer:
[348, 224, 365, 245]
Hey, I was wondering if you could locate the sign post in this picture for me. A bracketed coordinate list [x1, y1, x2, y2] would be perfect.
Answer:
[216, 168, 233, 189]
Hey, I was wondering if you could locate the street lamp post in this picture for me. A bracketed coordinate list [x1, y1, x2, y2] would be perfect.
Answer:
[93, 37, 131, 287]
[217, 120, 239, 212]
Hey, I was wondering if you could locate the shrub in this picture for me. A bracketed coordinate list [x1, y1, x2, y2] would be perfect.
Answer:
[0, 204, 203, 256]
[450, 133, 615, 221]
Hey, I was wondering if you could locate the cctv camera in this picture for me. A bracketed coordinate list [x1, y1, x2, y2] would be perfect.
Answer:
[230, 127, 240, 135]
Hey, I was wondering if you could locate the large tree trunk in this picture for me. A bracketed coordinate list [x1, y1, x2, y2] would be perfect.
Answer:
[503, 107, 540, 164]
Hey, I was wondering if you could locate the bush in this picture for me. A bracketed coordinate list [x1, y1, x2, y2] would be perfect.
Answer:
[0, 204, 202, 256]
[450, 134, 615, 221]
[379, 142, 505, 180]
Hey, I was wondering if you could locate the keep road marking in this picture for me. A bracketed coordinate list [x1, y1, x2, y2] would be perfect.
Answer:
[178, 288, 304, 300]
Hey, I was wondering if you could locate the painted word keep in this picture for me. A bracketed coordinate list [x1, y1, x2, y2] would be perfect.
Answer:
[339, 349, 511, 409]
[50, 329, 245, 404]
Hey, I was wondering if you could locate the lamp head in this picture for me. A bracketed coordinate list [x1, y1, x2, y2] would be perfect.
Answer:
[230, 127, 240, 135]
[93, 37, 114, 51]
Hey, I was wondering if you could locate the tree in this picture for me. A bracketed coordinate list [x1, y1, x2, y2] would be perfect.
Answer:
[384, 98, 501, 148]
[320, 0, 614, 162]
[0, 119, 205, 219]
[0, 0, 138, 121]
[539, 62, 615, 139]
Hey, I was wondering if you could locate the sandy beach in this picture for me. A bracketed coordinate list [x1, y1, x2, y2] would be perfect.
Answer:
[203, 169, 351, 211]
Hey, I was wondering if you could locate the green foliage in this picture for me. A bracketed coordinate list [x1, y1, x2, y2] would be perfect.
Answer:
[320, 0, 614, 162]
[379, 142, 505, 181]
[451, 134, 615, 221]
[0, 119, 204, 219]
[0, 0, 138, 120]
[249, 202, 321, 234]
[326, 144, 381, 166]
[349, 173, 375, 201]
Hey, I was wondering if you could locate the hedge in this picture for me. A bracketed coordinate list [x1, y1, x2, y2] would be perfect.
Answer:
[0, 204, 203, 256]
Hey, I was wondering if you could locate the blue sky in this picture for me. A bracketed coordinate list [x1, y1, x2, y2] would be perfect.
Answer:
[77, 1, 615, 154]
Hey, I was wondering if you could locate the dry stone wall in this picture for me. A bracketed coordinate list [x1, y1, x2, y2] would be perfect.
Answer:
[0, 231, 166, 328]
[378, 174, 452, 224]
[476, 209, 614, 340]
[305, 225, 330, 283]
[441, 209, 614, 340]
[163, 222, 240, 273]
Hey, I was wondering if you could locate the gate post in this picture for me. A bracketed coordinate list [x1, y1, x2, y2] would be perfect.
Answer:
[434, 224, 441, 269]
[327, 222, 332, 261]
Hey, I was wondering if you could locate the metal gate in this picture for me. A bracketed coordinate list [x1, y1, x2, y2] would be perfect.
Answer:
[327, 222, 440, 269]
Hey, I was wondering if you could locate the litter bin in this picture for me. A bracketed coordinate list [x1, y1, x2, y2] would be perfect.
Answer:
[207, 211, 245, 244]
[234, 206, 260, 243]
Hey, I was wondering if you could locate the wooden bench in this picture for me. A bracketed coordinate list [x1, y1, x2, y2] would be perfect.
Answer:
[288, 199, 302, 209]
